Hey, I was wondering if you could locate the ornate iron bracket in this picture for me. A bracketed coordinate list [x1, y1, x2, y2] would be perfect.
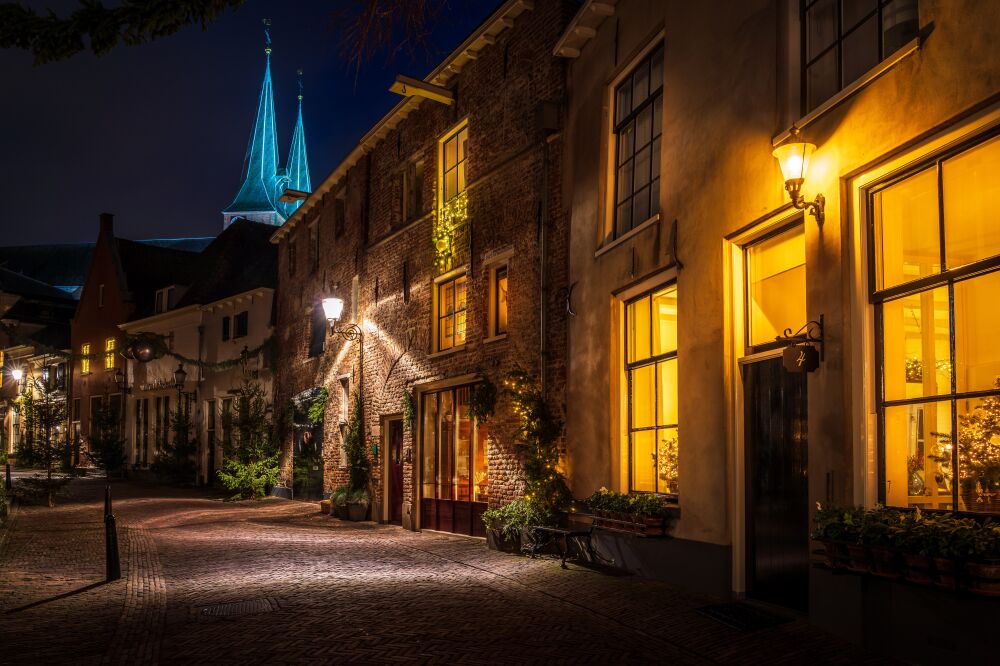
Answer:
[329, 322, 363, 343]
[775, 313, 824, 361]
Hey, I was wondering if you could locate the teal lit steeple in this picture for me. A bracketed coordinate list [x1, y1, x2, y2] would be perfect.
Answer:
[279, 70, 312, 219]
[223, 20, 311, 228]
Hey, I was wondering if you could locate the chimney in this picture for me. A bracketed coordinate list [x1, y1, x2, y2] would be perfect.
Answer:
[99, 212, 114, 236]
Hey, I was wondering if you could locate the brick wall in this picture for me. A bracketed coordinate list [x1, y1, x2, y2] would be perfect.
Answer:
[273, 0, 575, 518]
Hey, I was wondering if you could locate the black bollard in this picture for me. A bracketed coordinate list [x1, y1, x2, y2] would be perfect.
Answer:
[104, 485, 112, 518]
[105, 512, 121, 581]
[5, 463, 11, 491]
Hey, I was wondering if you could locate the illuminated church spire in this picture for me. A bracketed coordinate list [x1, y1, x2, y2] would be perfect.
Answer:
[279, 70, 312, 218]
[224, 19, 308, 228]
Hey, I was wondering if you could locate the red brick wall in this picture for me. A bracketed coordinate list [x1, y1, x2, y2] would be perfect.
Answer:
[273, 0, 574, 517]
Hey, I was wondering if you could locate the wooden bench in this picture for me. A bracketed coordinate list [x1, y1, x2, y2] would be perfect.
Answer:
[522, 524, 597, 568]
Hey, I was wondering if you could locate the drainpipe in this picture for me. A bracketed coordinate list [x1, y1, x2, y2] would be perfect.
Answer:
[539, 140, 549, 399]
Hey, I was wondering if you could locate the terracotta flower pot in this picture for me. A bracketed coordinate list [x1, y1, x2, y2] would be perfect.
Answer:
[846, 544, 871, 573]
[333, 504, 349, 520]
[966, 560, 1000, 597]
[933, 557, 958, 591]
[347, 502, 369, 522]
[902, 553, 934, 586]
[320, 499, 332, 515]
[870, 546, 902, 579]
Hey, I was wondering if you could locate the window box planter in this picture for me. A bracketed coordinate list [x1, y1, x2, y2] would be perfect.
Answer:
[818, 540, 849, 570]
[870, 546, 902, 579]
[902, 553, 934, 586]
[966, 560, 1000, 597]
[933, 557, 958, 591]
[846, 544, 872, 573]
[588, 510, 667, 537]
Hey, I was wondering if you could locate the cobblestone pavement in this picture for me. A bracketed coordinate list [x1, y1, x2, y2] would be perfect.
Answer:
[0, 479, 887, 665]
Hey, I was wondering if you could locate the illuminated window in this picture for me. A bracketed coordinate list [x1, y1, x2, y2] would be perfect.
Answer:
[493, 265, 509, 337]
[802, 0, 918, 113]
[745, 224, 806, 350]
[613, 42, 663, 238]
[436, 274, 468, 352]
[624, 283, 678, 495]
[871, 131, 1000, 514]
[104, 338, 116, 370]
[441, 125, 468, 203]
[81, 343, 91, 374]
[421, 385, 489, 507]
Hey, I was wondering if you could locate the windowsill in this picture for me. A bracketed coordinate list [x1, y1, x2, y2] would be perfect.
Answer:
[427, 344, 467, 360]
[595, 213, 661, 258]
[483, 333, 508, 344]
[772, 36, 922, 145]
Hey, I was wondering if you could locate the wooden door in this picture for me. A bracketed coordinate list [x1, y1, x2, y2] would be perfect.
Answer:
[744, 357, 809, 611]
[388, 419, 404, 524]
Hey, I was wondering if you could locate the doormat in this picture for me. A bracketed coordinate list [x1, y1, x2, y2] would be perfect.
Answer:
[695, 602, 793, 632]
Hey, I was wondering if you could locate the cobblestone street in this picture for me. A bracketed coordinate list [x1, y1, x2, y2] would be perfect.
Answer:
[0, 479, 884, 665]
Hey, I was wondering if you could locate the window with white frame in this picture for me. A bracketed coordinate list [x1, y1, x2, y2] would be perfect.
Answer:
[869, 130, 1000, 514]
[624, 283, 678, 495]
[801, 0, 918, 113]
[436, 274, 468, 352]
[613, 42, 663, 239]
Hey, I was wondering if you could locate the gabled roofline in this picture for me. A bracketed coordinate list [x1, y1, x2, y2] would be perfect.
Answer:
[553, 0, 615, 58]
[270, 0, 535, 244]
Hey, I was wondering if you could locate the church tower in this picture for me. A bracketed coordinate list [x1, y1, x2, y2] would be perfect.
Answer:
[223, 22, 312, 229]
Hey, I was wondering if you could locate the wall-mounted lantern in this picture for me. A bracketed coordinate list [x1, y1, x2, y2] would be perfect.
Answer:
[173, 363, 187, 392]
[10, 368, 22, 382]
[773, 126, 825, 223]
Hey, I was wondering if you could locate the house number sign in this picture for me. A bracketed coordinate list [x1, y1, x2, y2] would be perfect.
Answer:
[783, 344, 819, 373]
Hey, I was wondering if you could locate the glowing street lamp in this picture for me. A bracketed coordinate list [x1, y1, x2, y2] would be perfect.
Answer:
[10, 368, 23, 382]
[321, 296, 345, 325]
[773, 126, 825, 223]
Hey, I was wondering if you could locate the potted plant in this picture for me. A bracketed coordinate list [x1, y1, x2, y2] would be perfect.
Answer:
[347, 488, 370, 522]
[320, 498, 332, 515]
[330, 485, 349, 520]
[483, 497, 551, 553]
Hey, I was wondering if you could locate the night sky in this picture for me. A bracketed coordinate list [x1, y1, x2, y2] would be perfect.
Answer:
[0, 0, 496, 246]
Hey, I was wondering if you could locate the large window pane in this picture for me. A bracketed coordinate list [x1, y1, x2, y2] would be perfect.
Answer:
[955, 272, 1000, 393]
[455, 387, 472, 502]
[884, 400, 952, 510]
[474, 422, 489, 502]
[806, 47, 838, 112]
[652, 286, 677, 356]
[657, 427, 679, 494]
[943, 135, 1000, 269]
[631, 364, 655, 429]
[422, 394, 438, 499]
[842, 16, 878, 85]
[438, 391, 454, 500]
[657, 359, 678, 426]
[746, 225, 806, 348]
[627, 295, 651, 363]
[632, 430, 656, 492]
[956, 396, 1000, 513]
[806, 0, 837, 59]
[873, 167, 940, 290]
[881, 287, 951, 401]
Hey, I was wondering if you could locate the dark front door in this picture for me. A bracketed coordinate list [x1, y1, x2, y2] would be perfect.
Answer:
[744, 356, 808, 611]
[388, 419, 404, 524]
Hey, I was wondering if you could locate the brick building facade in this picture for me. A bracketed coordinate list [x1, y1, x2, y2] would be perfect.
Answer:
[271, 0, 573, 533]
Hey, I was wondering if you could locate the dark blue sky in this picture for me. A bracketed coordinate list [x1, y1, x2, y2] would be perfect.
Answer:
[0, 0, 496, 245]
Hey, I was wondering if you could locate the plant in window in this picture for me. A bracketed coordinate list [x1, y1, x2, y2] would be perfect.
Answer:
[657, 433, 678, 494]
[955, 381, 1000, 502]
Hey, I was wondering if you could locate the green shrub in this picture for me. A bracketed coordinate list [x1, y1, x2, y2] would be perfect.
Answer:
[482, 497, 554, 542]
[218, 375, 279, 500]
[342, 392, 369, 493]
[330, 484, 350, 507]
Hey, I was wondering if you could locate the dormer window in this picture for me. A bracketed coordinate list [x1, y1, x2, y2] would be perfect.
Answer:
[155, 286, 175, 314]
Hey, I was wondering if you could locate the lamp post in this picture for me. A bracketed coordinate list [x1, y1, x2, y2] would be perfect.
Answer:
[173, 363, 187, 400]
[773, 126, 825, 223]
